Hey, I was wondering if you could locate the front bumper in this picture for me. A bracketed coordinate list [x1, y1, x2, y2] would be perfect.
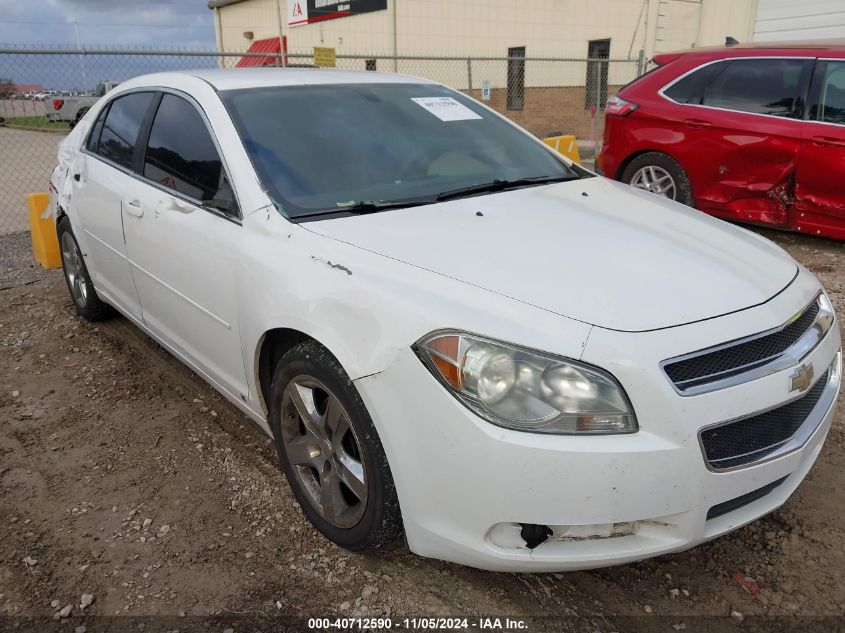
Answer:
[354, 282, 841, 572]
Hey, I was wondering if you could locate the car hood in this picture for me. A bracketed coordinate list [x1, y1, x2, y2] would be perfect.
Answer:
[304, 177, 797, 332]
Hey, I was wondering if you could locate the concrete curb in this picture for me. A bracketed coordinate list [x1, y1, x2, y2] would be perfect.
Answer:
[0, 124, 69, 134]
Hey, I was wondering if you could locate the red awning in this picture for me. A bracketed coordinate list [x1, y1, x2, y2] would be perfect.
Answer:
[236, 37, 282, 68]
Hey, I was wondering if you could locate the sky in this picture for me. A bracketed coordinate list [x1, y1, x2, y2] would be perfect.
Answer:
[0, 0, 216, 49]
[0, 0, 219, 90]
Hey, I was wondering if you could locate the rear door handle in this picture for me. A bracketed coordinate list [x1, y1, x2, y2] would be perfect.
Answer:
[123, 199, 143, 218]
[684, 118, 712, 129]
[811, 135, 845, 148]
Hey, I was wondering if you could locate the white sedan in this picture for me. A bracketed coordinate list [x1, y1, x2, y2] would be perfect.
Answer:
[50, 68, 841, 572]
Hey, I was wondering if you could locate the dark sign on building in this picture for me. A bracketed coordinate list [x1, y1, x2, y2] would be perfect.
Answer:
[288, 0, 388, 27]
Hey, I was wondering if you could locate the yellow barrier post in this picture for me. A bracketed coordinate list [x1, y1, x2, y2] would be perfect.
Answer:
[27, 192, 62, 270]
[542, 135, 581, 165]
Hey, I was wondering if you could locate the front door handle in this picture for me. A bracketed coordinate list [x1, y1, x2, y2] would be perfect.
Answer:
[123, 199, 143, 218]
[167, 197, 196, 214]
[811, 135, 845, 148]
[684, 118, 712, 129]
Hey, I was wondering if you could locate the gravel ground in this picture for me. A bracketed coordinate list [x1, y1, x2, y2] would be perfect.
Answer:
[0, 227, 843, 632]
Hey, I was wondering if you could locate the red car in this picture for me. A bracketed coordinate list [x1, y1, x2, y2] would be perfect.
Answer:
[597, 41, 845, 241]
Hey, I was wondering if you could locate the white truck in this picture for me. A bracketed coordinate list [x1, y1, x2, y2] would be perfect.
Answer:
[46, 81, 119, 127]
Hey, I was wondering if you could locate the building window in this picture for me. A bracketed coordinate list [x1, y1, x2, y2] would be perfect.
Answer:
[585, 39, 610, 109]
[507, 46, 525, 111]
[365, 59, 377, 72]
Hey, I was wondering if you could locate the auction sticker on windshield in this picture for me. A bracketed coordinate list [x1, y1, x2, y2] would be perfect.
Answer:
[411, 97, 483, 122]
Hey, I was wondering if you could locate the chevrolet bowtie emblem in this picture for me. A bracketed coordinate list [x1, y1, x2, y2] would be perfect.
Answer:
[789, 363, 814, 393]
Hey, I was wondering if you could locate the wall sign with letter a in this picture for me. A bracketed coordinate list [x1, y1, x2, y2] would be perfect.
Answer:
[288, 0, 387, 27]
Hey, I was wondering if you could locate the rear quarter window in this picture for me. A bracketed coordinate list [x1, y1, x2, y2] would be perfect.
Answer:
[85, 106, 109, 152]
[663, 62, 725, 104]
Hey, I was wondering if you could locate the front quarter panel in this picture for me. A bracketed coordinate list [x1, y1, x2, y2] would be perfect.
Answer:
[236, 208, 593, 417]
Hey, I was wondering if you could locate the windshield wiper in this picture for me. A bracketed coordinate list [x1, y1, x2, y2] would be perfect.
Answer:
[295, 198, 437, 218]
[291, 174, 579, 220]
[435, 175, 578, 202]
[336, 199, 436, 214]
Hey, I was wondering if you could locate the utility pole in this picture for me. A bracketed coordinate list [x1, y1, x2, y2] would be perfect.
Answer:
[74, 21, 87, 90]
[276, 0, 287, 66]
[392, 0, 398, 72]
[627, 0, 648, 59]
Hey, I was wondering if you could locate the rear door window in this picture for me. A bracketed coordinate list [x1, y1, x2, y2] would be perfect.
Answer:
[95, 92, 155, 169]
[700, 58, 808, 117]
[142, 93, 224, 203]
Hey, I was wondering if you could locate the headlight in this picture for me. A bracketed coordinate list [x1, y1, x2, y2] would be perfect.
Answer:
[414, 331, 637, 434]
[819, 290, 835, 322]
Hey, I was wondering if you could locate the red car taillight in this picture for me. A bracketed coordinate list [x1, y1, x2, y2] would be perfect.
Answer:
[605, 95, 638, 117]
[53, 99, 64, 111]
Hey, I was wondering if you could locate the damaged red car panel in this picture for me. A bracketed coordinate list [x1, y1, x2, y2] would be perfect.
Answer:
[597, 42, 845, 241]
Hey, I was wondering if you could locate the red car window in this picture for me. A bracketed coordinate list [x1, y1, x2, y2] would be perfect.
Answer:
[700, 59, 807, 118]
[817, 62, 845, 124]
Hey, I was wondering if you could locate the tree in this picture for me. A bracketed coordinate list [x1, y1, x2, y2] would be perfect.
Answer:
[0, 79, 15, 99]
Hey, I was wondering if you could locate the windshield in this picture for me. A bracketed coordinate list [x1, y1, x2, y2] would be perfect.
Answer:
[221, 82, 583, 218]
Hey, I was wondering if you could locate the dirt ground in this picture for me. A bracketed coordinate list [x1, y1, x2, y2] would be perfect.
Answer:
[1, 227, 843, 633]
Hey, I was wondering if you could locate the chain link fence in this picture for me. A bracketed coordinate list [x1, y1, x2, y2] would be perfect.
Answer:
[0, 47, 643, 236]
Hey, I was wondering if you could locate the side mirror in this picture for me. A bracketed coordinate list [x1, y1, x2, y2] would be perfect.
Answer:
[207, 196, 237, 214]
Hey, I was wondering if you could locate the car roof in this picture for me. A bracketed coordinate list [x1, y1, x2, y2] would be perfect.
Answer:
[145, 68, 439, 91]
[661, 39, 845, 57]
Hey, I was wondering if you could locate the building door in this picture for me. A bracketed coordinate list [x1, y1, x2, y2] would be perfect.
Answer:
[507, 46, 525, 111]
[586, 39, 610, 109]
[754, 0, 845, 41]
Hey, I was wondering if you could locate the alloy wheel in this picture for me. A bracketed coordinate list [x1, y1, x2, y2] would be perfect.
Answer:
[280, 375, 368, 528]
[61, 231, 88, 307]
[630, 165, 677, 200]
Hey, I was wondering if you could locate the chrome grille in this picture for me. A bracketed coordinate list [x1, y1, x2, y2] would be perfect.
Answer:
[700, 368, 830, 471]
[662, 295, 832, 395]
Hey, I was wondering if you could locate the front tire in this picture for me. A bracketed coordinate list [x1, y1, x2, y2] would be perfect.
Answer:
[58, 216, 113, 321]
[268, 340, 402, 550]
[621, 152, 693, 206]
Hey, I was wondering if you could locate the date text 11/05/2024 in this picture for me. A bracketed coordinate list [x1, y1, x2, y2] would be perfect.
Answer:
[307, 617, 529, 630]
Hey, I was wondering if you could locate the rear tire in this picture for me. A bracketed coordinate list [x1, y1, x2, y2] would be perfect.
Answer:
[621, 152, 693, 207]
[268, 340, 402, 550]
[58, 216, 113, 321]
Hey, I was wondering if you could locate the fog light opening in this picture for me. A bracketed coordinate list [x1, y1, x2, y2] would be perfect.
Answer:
[551, 521, 639, 540]
[520, 523, 552, 549]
